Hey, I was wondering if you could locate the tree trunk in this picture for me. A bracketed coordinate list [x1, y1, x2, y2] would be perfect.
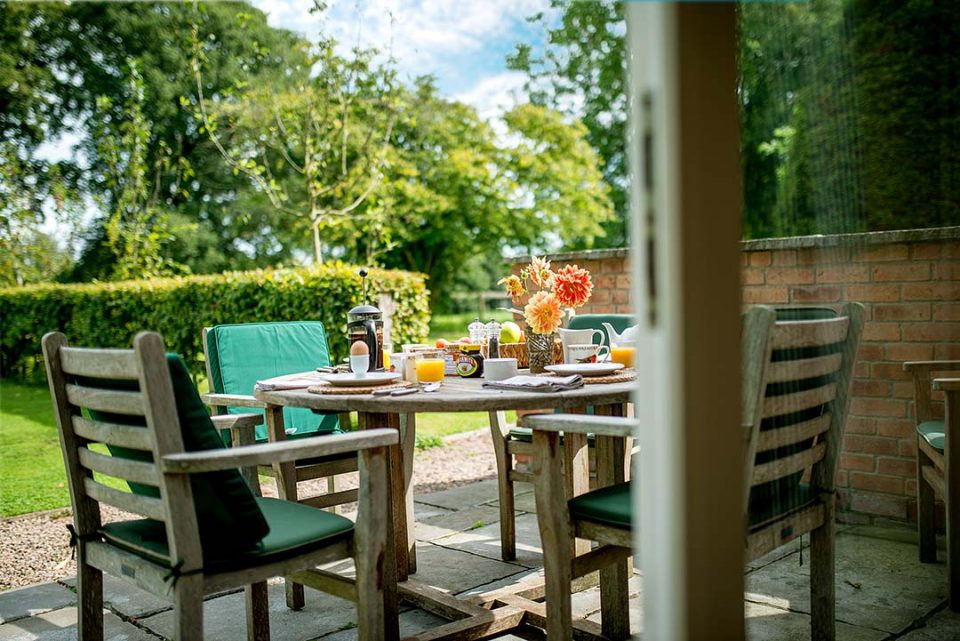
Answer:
[312, 219, 323, 264]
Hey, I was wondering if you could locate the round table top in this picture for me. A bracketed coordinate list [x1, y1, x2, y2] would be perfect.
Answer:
[253, 376, 635, 414]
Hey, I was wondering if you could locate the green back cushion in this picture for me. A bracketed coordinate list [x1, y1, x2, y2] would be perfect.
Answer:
[206, 322, 339, 440]
[568, 314, 636, 345]
[93, 355, 269, 561]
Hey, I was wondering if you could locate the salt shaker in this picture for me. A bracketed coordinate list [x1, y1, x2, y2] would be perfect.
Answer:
[468, 317, 484, 344]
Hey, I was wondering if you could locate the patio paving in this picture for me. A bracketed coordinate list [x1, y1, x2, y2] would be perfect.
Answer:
[0, 478, 954, 640]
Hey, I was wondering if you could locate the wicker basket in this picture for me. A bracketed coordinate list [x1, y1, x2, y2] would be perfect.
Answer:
[498, 340, 563, 370]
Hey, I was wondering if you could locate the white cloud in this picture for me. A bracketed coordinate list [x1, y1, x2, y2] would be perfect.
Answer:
[453, 71, 528, 121]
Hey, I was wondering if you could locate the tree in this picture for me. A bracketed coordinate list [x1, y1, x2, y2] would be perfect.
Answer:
[507, 1, 628, 247]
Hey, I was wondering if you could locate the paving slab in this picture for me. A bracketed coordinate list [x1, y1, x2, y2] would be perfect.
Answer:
[744, 601, 884, 641]
[0, 583, 75, 625]
[436, 513, 542, 568]
[416, 505, 503, 542]
[316, 608, 446, 640]
[140, 582, 355, 641]
[584, 593, 643, 635]
[0, 606, 156, 641]
[411, 542, 527, 594]
[415, 480, 502, 510]
[746, 532, 947, 633]
[61, 574, 172, 619]
[897, 605, 960, 641]
[485, 489, 538, 514]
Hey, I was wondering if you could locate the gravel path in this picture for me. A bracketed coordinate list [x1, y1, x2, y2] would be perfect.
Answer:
[0, 429, 497, 592]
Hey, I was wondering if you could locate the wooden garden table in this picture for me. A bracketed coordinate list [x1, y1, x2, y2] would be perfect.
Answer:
[254, 377, 634, 639]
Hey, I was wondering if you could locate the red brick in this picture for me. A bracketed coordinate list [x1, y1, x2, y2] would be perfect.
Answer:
[852, 379, 890, 397]
[875, 418, 915, 438]
[934, 344, 960, 360]
[837, 470, 849, 487]
[862, 322, 901, 342]
[876, 456, 916, 477]
[749, 251, 772, 267]
[933, 262, 960, 281]
[591, 290, 611, 304]
[612, 289, 629, 304]
[934, 303, 960, 321]
[591, 305, 616, 314]
[849, 472, 903, 494]
[593, 274, 616, 290]
[902, 323, 960, 342]
[742, 268, 765, 285]
[580, 260, 602, 275]
[911, 242, 941, 260]
[792, 286, 842, 303]
[845, 416, 876, 434]
[941, 242, 960, 259]
[743, 286, 789, 304]
[766, 267, 815, 285]
[849, 397, 906, 418]
[905, 479, 917, 497]
[849, 491, 908, 519]
[845, 284, 901, 302]
[600, 258, 623, 273]
[903, 283, 960, 301]
[615, 274, 631, 289]
[899, 440, 917, 458]
[816, 265, 870, 283]
[855, 361, 870, 378]
[871, 363, 912, 380]
[851, 244, 910, 262]
[883, 343, 934, 362]
[843, 434, 900, 455]
[614, 305, 632, 314]
[873, 303, 931, 322]
[741, 253, 749, 266]
[797, 246, 849, 265]
[840, 453, 875, 472]
[871, 263, 930, 282]
[891, 381, 915, 399]
[772, 250, 797, 266]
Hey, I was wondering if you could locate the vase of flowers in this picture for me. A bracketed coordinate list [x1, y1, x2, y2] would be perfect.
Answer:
[498, 256, 594, 374]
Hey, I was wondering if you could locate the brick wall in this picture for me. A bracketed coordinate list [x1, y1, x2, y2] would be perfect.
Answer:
[509, 227, 960, 523]
[508, 248, 631, 314]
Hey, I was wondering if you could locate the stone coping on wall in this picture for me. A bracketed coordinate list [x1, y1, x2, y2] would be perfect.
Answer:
[506, 247, 629, 264]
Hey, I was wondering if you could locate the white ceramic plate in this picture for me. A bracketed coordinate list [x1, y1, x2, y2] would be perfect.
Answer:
[319, 372, 402, 387]
[544, 363, 625, 377]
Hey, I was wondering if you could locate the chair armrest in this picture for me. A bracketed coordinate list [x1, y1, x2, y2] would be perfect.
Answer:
[202, 393, 266, 409]
[160, 428, 398, 474]
[933, 378, 960, 392]
[903, 361, 960, 373]
[523, 414, 638, 437]
[210, 413, 264, 432]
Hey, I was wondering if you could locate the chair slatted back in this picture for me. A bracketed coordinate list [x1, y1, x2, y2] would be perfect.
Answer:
[742, 304, 864, 521]
[42, 332, 203, 572]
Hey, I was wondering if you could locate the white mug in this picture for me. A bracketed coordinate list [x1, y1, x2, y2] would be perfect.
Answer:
[565, 343, 610, 364]
[484, 358, 518, 381]
[559, 327, 605, 363]
[350, 354, 370, 377]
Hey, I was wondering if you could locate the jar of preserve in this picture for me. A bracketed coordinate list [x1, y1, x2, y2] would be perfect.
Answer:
[456, 344, 484, 378]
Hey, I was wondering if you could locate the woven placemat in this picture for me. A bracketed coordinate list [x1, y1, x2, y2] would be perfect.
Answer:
[307, 380, 415, 395]
[539, 369, 637, 385]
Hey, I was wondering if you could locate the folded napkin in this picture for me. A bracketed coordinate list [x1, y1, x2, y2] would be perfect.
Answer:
[482, 374, 583, 393]
[255, 371, 328, 391]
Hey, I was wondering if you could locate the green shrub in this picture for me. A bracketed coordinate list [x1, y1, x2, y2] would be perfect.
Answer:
[0, 263, 430, 377]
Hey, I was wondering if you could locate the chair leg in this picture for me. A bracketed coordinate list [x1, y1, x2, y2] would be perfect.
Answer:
[489, 410, 517, 561]
[357, 445, 400, 641]
[599, 557, 631, 640]
[533, 430, 573, 641]
[173, 575, 204, 641]
[918, 442, 937, 563]
[77, 546, 103, 641]
[245, 582, 270, 641]
[810, 499, 836, 641]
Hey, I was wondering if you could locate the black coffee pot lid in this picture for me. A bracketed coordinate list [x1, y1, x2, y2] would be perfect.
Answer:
[349, 303, 380, 315]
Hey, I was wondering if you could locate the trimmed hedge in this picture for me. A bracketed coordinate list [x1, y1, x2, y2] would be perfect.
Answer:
[0, 263, 430, 377]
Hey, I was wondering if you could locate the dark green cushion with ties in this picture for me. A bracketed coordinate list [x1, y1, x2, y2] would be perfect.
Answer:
[569, 482, 632, 529]
[206, 321, 340, 441]
[508, 427, 596, 444]
[918, 420, 945, 452]
[101, 497, 352, 571]
[567, 314, 635, 346]
[90, 355, 270, 561]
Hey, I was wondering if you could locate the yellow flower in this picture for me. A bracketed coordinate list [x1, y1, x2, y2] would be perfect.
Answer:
[528, 256, 553, 289]
[497, 274, 526, 299]
[524, 291, 563, 335]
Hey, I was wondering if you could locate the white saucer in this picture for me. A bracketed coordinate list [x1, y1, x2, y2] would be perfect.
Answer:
[319, 372, 401, 387]
[544, 363, 625, 377]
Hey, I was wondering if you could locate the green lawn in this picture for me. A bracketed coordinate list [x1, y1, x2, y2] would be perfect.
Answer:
[0, 379, 510, 517]
[427, 311, 514, 345]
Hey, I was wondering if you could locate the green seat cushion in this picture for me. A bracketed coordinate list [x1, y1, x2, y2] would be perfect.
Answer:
[569, 482, 632, 529]
[567, 314, 635, 346]
[101, 497, 353, 571]
[508, 427, 596, 444]
[918, 420, 945, 452]
[91, 355, 270, 560]
[747, 482, 817, 530]
[206, 322, 340, 441]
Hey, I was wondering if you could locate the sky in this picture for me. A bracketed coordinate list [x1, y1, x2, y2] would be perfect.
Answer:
[247, 0, 552, 119]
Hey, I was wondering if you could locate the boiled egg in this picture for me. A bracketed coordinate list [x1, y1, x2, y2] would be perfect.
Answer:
[350, 341, 369, 356]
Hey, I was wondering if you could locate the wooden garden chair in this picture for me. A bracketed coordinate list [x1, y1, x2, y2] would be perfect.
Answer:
[904, 359, 960, 610]
[42, 331, 398, 641]
[526, 303, 863, 641]
[488, 313, 636, 561]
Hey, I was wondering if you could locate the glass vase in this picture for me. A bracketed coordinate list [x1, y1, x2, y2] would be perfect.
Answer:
[527, 332, 557, 374]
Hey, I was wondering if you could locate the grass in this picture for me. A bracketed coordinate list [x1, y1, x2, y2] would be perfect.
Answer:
[0, 379, 514, 517]
[427, 310, 514, 345]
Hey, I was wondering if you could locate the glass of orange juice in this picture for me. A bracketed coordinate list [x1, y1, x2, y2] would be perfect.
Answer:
[610, 343, 637, 368]
[415, 350, 445, 384]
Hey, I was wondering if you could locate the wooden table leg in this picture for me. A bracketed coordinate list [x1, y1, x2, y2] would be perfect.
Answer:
[401, 413, 418, 574]
[265, 405, 305, 610]
[360, 411, 412, 581]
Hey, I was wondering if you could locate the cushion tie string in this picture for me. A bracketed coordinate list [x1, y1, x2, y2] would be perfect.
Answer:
[65, 524, 100, 560]
[163, 560, 186, 588]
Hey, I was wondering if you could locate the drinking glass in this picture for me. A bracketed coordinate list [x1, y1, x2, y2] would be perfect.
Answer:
[415, 350, 445, 384]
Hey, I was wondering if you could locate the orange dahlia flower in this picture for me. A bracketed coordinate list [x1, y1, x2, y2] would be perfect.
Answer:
[524, 291, 564, 335]
[528, 256, 553, 289]
[552, 264, 594, 308]
[497, 274, 526, 299]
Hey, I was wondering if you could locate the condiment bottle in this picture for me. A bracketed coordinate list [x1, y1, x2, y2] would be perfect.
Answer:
[485, 319, 501, 359]
[456, 344, 484, 378]
[468, 317, 484, 344]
